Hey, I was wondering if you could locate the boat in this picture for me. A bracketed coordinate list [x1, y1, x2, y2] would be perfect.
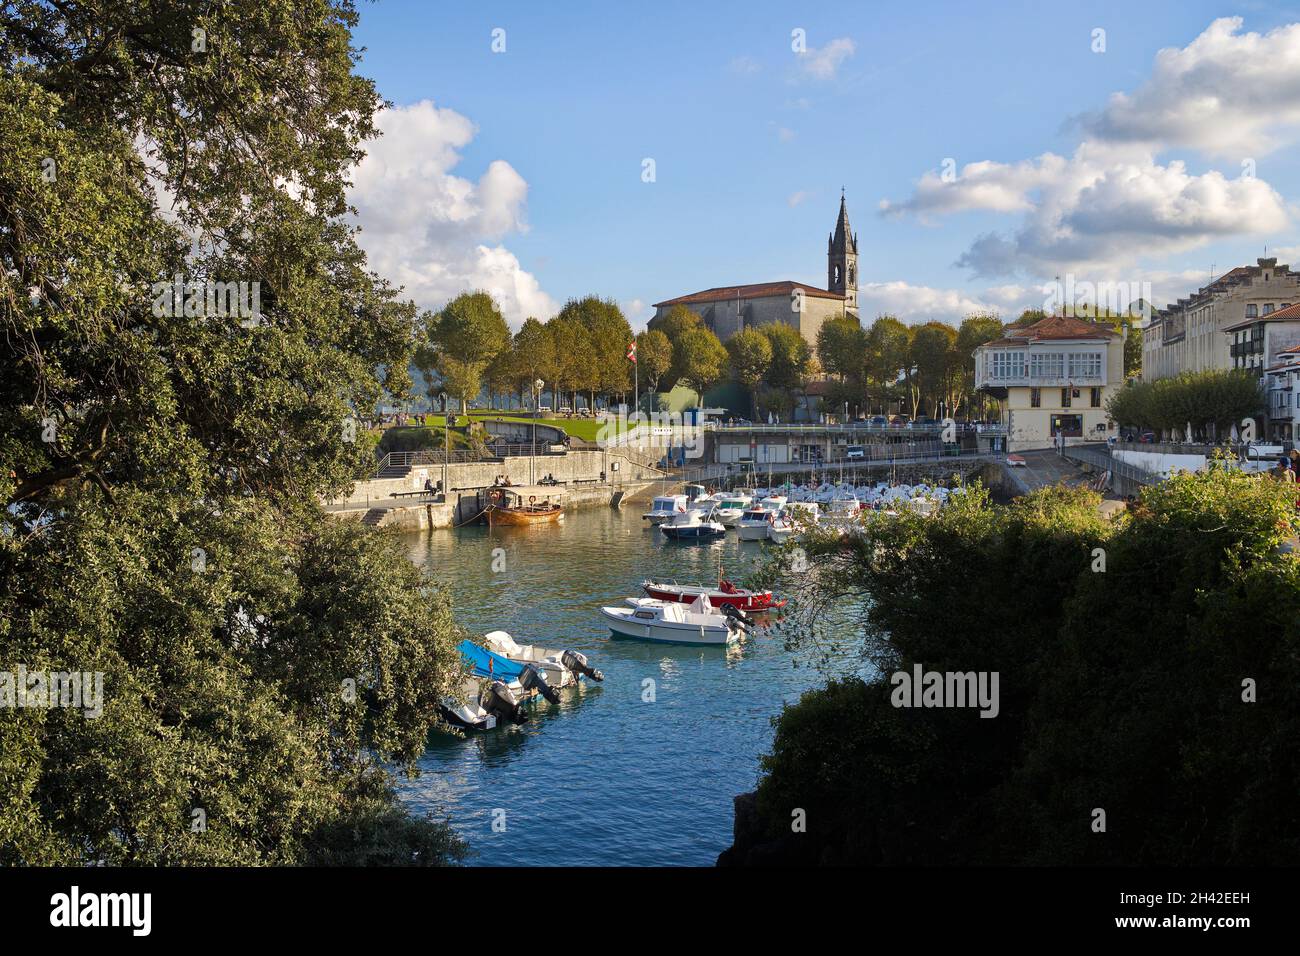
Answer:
[712, 493, 754, 527]
[641, 577, 786, 612]
[768, 501, 820, 543]
[438, 677, 528, 731]
[642, 494, 688, 525]
[485, 487, 564, 526]
[736, 496, 786, 541]
[819, 496, 864, 533]
[659, 507, 726, 540]
[482, 630, 604, 688]
[599, 594, 744, 645]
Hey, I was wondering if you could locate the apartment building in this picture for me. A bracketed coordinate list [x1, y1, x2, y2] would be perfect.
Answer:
[1142, 258, 1300, 381]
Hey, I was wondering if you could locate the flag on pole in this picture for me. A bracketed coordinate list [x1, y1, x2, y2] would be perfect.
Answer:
[627, 340, 637, 363]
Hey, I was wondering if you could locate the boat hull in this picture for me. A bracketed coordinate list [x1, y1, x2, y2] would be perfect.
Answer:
[641, 582, 784, 611]
[736, 522, 770, 541]
[600, 608, 736, 645]
[487, 505, 563, 526]
[660, 524, 725, 540]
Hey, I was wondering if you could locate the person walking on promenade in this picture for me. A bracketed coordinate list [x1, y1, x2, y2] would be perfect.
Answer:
[1269, 457, 1295, 482]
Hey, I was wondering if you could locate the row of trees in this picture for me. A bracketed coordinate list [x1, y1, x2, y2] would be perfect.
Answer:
[1107, 368, 1263, 440]
[815, 308, 1143, 422]
[815, 313, 1006, 420]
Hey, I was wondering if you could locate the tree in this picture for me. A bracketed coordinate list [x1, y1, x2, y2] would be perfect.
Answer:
[510, 318, 557, 408]
[864, 316, 911, 415]
[555, 296, 633, 409]
[1, 0, 466, 864]
[910, 321, 957, 418]
[817, 316, 868, 383]
[418, 292, 511, 413]
[728, 471, 1300, 865]
[956, 313, 1005, 420]
[648, 304, 703, 389]
[726, 328, 773, 418]
[675, 326, 729, 401]
[761, 322, 813, 392]
[635, 329, 673, 410]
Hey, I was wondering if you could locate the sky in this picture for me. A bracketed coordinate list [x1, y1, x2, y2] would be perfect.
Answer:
[347, 0, 1300, 330]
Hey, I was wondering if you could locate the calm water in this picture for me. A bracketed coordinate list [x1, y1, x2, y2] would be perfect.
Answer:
[394, 504, 868, 866]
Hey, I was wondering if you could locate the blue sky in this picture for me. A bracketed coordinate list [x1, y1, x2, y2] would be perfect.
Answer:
[348, 1, 1300, 328]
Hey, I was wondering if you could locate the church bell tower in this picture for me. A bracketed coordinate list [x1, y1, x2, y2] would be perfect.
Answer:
[827, 190, 858, 316]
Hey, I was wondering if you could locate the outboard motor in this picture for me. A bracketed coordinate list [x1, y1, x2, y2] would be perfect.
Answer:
[480, 680, 528, 725]
[561, 649, 604, 682]
[518, 664, 561, 705]
[720, 604, 754, 630]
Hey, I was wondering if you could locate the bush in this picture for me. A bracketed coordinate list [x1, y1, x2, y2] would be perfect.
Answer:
[741, 471, 1300, 865]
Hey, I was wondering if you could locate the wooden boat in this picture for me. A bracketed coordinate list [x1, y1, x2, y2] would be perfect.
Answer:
[485, 487, 564, 526]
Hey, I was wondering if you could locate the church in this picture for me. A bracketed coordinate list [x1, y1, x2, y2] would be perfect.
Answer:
[651, 193, 861, 348]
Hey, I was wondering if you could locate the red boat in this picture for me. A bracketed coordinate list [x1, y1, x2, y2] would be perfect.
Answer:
[640, 578, 786, 612]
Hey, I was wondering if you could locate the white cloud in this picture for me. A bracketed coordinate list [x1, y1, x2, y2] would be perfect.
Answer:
[1081, 17, 1300, 158]
[879, 18, 1299, 281]
[349, 100, 557, 327]
[729, 55, 761, 75]
[798, 37, 855, 81]
[857, 281, 1006, 325]
[787, 190, 812, 208]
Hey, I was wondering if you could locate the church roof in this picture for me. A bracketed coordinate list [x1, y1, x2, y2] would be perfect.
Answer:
[653, 280, 845, 308]
[829, 193, 857, 255]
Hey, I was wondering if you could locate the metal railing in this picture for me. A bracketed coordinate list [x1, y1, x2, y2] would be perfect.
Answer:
[1062, 444, 1160, 486]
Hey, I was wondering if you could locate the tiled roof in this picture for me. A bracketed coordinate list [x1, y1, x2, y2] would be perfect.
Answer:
[653, 281, 844, 308]
[1223, 302, 1300, 332]
[978, 315, 1118, 349]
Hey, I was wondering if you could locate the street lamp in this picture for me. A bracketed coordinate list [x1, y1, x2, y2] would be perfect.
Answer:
[532, 379, 544, 484]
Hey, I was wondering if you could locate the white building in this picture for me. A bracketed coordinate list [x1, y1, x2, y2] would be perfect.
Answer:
[974, 315, 1124, 451]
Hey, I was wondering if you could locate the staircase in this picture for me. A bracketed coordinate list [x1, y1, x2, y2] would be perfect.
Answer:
[376, 462, 411, 479]
[361, 508, 386, 527]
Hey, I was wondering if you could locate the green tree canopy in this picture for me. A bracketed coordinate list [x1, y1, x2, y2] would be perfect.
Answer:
[760, 322, 813, 391]
[675, 326, 729, 400]
[1, 0, 466, 865]
[418, 292, 511, 413]
[726, 328, 773, 418]
[634, 329, 673, 407]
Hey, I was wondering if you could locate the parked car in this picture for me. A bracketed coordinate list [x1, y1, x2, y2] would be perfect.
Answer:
[890, 415, 910, 428]
[846, 445, 865, 460]
[913, 415, 938, 427]
[869, 415, 889, 428]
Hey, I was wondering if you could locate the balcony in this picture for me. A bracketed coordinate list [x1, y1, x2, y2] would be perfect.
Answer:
[975, 372, 1106, 390]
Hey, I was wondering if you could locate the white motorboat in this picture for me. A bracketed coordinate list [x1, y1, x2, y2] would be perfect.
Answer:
[438, 676, 528, 731]
[659, 507, 726, 539]
[736, 496, 786, 541]
[482, 631, 604, 688]
[767, 501, 820, 543]
[642, 494, 688, 525]
[712, 493, 754, 527]
[599, 594, 744, 645]
[820, 496, 864, 533]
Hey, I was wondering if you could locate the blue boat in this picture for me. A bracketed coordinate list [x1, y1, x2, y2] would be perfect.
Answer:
[457, 639, 526, 681]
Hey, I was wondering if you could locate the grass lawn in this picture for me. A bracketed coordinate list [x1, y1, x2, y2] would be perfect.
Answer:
[415, 414, 619, 443]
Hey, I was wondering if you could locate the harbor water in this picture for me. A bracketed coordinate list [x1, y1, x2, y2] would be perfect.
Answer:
[395, 503, 868, 866]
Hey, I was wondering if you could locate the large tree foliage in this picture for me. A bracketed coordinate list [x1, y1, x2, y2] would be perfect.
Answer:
[417, 291, 511, 413]
[634, 329, 673, 408]
[1, 0, 466, 864]
[725, 328, 772, 419]
[731, 471, 1299, 865]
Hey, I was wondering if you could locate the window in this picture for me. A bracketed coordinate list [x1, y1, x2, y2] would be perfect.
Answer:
[1061, 388, 1072, 408]
[989, 351, 1025, 380]
[1247, 304, 1258, 318]
[1068, 352, 1103, 379]
[1264, 304, 1275, 316]
[1030, 352, 1064, 380]
[1030, 388, 1041, 408]
[1090, 387, 1101, 408]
